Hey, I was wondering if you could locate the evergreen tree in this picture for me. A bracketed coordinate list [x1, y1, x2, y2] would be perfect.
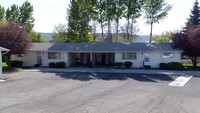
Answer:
[185, 0, 200, 28]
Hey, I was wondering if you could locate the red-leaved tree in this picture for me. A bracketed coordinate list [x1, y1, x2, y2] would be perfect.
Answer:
[0, 22, 32, 69]
[172, 25, 200, 67]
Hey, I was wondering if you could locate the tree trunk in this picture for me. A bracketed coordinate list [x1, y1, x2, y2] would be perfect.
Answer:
[6, 53, 11, 70]
[108, 19, 111, 42]
[127, 18, 130, 42]
[149, 19, 153, 43]
[191, 57, 197, 68]
[130, 19, 134, 43]
[93, 33, 96, 42]
[101, 22, 104, 41]
[116, 18, 119, 43]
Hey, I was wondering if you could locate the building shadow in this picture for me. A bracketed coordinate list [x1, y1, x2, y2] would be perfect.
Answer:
[52, 72, 176, 82]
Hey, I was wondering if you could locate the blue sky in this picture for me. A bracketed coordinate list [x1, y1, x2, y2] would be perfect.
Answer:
[0, 0, 195, 35]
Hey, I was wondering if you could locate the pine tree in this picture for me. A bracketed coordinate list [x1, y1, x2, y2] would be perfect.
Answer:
[185, 0, 200, 28]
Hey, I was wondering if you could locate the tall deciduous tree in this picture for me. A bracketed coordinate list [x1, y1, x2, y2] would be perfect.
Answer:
[96, 0, 106, 40]
[67, 0, 95, 42]
[124, 0, 143, 40]
[104, 0, 115, 42]
[53, 24, 68, 42]
[0, 22, 31, 69]
[185, 0, 200, 28]
[5, 1, 40, 42]
[5, 4, 19, 22]
[67, 0, 82, 42]
[0, 5, 5, 20]
[172, 25, 200, 67]
[153, 31, 172, 42]
[143, 0, 172, 43]
[113, 0, 125, 42]
[18, 0, 35, 33]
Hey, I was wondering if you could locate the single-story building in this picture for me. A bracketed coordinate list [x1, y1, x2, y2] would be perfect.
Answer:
[12, 43, 182, 68]
[0, 46, 10, 78]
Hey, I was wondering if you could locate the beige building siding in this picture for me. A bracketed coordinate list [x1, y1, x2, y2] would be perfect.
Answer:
[12, 51, 181, 68]
[41, 52, 68, 67]
[12, 51, 69, 67]
[115, 52, 181, 68]
[12, 51, 37, 66]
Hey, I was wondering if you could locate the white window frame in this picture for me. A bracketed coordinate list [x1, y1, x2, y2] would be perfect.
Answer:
[162, 52, 173, 58]
[48, 52, 61, 59]
[122, 52, 137, 60]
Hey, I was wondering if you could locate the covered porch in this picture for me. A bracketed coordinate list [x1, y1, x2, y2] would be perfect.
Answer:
[68, 52, 115, 67]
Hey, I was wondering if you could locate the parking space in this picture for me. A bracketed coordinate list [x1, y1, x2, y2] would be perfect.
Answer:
[0, 71, 199, 113]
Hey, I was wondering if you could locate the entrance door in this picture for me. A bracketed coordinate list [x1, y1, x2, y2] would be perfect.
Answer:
[36, 52, 42, 65]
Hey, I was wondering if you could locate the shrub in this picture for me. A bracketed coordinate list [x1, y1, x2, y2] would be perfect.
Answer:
[49, 62, 55, 68]
[10, 60, 23, 67]
[159, 63, 168, 69]
[167, 62, 184, 70]
[34, 64, 41, 67]
[54, 62, 66, 68]
[124, 61, 133, 68]
[114, 62, 123, 68]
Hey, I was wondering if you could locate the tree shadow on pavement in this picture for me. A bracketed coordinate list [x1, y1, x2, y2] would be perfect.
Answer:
[53, 72, 176, 82]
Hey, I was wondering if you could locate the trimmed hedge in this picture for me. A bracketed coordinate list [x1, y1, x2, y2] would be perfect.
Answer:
[124, 61, 132, 68]
[48, 62, 55, 68]
[114, 62, 123, 68]
[10, 60, 23, 67]
[159, 63, 168, 69]
[167, 62, 184, 70]
[54, 62, 66, 68]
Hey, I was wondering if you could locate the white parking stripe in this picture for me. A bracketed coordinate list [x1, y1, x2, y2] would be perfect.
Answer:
[168, 75, 193, 87]
[0, 79, 5, 82]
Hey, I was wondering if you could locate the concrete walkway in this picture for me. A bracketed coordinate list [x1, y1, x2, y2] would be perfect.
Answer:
[21, 67, 200, 77]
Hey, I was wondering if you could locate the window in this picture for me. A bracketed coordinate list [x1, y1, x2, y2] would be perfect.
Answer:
[48, 52, 61, 59]
[163, 52, 173, 58]
[17, 54, 24, 57]
[122, 52, 137, 60]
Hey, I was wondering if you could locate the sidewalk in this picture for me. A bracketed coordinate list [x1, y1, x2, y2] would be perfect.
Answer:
[21, 67, 200, 77]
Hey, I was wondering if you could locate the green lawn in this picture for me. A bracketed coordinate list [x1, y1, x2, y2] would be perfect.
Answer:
[2, 62, 21, 71]
[183, 63, 200, 71]
[2, 62, 9, 70]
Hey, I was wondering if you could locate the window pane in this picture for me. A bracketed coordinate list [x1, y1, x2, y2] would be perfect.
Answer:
[163, 52, 173, 58]
[122, 52, 137, 60]
[48, 52, 61, 59]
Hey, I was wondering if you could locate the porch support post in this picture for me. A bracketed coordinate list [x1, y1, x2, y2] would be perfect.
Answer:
[90, 52, 93, 62]
[89, 52, 93, 68]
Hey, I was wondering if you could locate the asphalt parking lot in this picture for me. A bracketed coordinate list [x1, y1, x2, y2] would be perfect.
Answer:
[0, 71, 200, 113]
